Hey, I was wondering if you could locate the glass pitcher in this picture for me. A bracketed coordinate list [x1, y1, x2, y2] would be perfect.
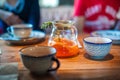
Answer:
[48, 20, 80, 58]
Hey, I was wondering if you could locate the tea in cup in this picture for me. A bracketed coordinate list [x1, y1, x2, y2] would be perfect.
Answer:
[19, 46, 60, 74]
[7, 24, 33, 39]
[83, 37, 112, 59]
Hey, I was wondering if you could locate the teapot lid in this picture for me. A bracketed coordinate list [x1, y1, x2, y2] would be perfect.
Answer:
[53, 20, 74, 30]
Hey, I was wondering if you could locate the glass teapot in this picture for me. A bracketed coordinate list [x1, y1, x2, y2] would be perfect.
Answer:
[48, 20, 80, 58]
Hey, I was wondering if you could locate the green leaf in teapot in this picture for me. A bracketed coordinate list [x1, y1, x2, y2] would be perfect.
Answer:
[41, 21, 53, 29]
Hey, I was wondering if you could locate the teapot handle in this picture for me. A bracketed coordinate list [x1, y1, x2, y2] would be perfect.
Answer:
[77, 40, 82, 48]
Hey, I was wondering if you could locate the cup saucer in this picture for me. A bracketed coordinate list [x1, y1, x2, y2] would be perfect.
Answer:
[91, 30, 120, 44]
[0, 30, 46, 45]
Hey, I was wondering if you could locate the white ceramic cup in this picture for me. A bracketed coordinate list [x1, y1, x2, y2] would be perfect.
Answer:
[7, 24, 33, 39]
[83, 37, 112, 59]
[19, 46, 60, 74]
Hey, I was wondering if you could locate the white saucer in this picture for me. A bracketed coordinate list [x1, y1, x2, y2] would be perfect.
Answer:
[0, 30, 46, 45]
[91, 30, 120, 44]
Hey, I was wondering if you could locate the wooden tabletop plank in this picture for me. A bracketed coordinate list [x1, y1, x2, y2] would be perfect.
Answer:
[0, 34, 120, 80]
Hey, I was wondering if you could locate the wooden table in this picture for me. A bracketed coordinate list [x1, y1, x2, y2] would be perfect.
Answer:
[0, 34, 120, 80]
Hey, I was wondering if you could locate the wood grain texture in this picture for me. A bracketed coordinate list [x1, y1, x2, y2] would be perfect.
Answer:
[0, 34, 120, 80]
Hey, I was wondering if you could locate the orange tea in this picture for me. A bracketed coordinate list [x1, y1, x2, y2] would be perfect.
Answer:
[49, 38, 79, 58]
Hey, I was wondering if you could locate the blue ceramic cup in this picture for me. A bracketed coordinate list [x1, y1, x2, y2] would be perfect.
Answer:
[83, 37, 112, 59]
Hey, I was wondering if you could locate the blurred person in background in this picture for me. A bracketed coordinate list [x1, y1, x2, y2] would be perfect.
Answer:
[0, 0, 41, 34]
[73, 0, 120, 34]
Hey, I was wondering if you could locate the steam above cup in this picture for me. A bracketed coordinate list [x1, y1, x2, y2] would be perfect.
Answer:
[7, 24, 33, 39]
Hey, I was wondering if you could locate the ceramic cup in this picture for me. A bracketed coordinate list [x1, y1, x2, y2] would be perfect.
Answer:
[7, 24, 33, 39]
[19, 46, 60, 74]
[83, 37, 112, 59]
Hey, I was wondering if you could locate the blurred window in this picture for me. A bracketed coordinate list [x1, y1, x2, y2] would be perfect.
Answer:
[59, 0, 74, 6]
[39, 0, 74, 7]
[39, 0, 59, 7]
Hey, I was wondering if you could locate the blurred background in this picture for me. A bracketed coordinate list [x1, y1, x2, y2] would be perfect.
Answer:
[39, 0, 74, 23]
[0, 0, 74, 32]
[39, 0, 74, 7]
[0, 0, 74, 23]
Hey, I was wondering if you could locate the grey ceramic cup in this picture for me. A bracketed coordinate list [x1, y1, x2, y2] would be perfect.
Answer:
[7, 24, 33, 39]
[19, 46, 60, 74]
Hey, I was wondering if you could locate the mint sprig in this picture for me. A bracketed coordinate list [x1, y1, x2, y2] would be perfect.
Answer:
[41, 21, 53, 29]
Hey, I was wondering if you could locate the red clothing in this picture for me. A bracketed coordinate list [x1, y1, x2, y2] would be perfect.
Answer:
[73, 0, 120, 33]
